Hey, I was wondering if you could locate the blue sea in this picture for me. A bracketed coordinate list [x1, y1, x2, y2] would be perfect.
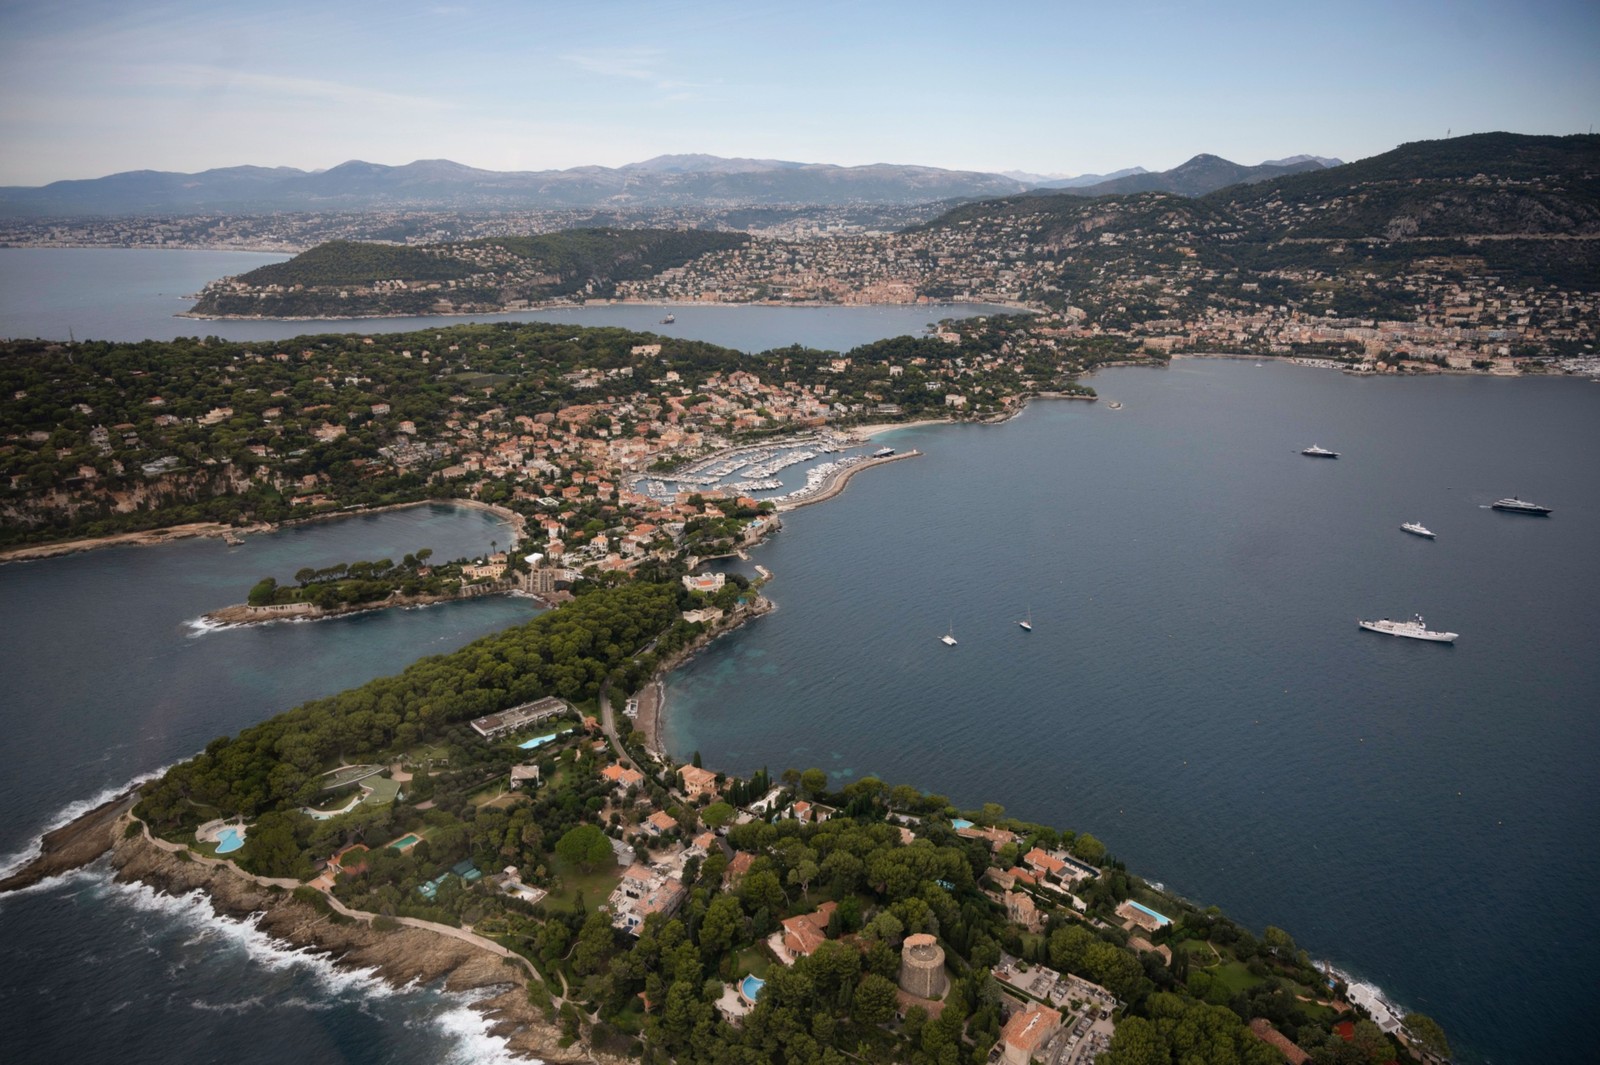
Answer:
[666, 360, 1599, 1063]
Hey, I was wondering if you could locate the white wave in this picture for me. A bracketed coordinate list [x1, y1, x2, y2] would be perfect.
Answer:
[188, 993, 265, 1014]
[1319, 959, 1408, 1033]
[0, 765, 177, 882]
[103, 877, 396, 1000]
[432, 1003, 538, 1065]
[0, 864, 105, 903]
[78, 867, 545, 1062]
[184, 616, 230, 637]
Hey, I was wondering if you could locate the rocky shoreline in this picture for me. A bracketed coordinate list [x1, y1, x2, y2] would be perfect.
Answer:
[0, 799, 610, 1064]
[203, 581, 516, 628]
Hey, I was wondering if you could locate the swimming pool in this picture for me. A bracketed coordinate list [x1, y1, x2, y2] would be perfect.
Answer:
[388, 833, 422, 850]
[739, 975, 765, 1003]
[215, 828, 244, 854]
[1129, 901, 1172, 926]
[950, 818, 973, 830]
[519, 733, 558, 749]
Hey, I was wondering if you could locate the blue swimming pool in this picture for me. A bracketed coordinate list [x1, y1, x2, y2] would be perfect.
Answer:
[1129, 900, 1172, 926]
[740, 975, 765, 1002]
[950, 818, 973, 830]
[215, 828, 243, 854]
[519, 733, 558, 749]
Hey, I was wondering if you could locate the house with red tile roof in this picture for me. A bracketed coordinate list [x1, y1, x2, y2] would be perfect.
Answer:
[602, 763, 645, 790]
[1249, 1018, 1311, 1065]
[680, 764, 719, 801]
[999, 1004, 1062, 1065]
[644, 810, 679, 836]
[780, 901, 838, 959]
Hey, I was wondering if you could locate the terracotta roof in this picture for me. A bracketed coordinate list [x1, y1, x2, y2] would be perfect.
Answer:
[781, 901, 838, 957]
[1249, 1018, 1311, 1065]
[1001, 1005, 1062, 1053]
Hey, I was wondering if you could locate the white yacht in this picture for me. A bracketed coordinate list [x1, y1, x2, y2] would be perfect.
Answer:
[1400, 521, 1435, 538]
[1018, 608, 1032, 632]
[940, 622, 957, 646]
[1302, 444, 1339, 458]
[1358, 614, 1458, 643]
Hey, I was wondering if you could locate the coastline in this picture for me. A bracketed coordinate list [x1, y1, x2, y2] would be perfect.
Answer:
[774, 450, 920, 513]
[0, 803, 608, 1064]
[0, 498, 525, 566]
[639, 595, 775, 757]
[174, 296, 1035, 322]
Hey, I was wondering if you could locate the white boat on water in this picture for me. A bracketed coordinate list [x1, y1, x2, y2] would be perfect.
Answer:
[1358, 614, 1458, 643]
[1400, 521, 1435, 538]
[1018, 607, 1032, 632]
[1302, 444, 1339, 458]
[940, 621, 957, 646]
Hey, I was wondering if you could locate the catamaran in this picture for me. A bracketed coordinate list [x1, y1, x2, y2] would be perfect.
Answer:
[941, 621, 957, 646]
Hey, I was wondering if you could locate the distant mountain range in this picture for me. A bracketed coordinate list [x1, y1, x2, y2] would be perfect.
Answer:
[0, 152, 1342, 218]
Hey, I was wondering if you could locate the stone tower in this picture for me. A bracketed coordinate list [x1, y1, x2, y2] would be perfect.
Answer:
[897, 932, 947, 999]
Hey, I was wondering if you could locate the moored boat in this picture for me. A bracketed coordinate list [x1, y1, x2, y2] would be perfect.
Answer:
[1400, 521, 1435, 538]
[1492, 496, 1551, 515]
[1357, 614, 1458, 643]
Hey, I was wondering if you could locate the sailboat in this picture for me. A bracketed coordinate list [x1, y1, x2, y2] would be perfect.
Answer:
[940, 620, 957, 646]
[1018, 607, 1032, 632]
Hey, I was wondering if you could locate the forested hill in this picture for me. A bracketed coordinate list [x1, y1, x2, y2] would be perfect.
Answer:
[1208, 132, 1600, 240]
[905, 132, 1600, 310]
[189, 228, 750, 317]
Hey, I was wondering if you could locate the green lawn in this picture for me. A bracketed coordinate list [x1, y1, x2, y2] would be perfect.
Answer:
[541, 857, 623, 914]
[1203, 961, 1266, 996]
[737, 947, 771, 980]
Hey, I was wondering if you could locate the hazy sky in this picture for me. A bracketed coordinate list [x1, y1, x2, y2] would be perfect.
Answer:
[1, 0, 1596, 185]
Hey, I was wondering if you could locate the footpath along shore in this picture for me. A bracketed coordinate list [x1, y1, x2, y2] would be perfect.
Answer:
[0, 796, 615, 1065]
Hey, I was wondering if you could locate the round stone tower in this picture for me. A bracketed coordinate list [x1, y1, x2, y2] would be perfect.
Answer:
[897, 932, 947, 999]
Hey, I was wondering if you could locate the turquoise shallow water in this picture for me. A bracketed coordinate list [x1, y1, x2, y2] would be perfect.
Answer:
[666, 360, 1600, 1063]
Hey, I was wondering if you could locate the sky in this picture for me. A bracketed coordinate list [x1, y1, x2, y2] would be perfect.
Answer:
[0, 0, 1596, 185]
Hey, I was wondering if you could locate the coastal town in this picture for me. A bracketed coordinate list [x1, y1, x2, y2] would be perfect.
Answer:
[0, 315, 1040, 558]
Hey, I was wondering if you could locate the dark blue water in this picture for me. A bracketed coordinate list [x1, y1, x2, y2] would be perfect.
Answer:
[0, 247, 1002, 350]
[666, 361, 1600, 1063]
[0, 504, 541, 1064]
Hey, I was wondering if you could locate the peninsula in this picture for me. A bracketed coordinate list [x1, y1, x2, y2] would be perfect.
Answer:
[0, 578, 1451, 1065]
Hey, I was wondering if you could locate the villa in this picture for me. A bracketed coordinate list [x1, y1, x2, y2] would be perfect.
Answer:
[468, 696, 569, 739]
[680, 764, 719, 801]
[603, 763, 645, 791]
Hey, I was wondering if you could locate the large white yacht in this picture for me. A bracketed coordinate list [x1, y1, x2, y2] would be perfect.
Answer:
[1358, 614, 1457, 643]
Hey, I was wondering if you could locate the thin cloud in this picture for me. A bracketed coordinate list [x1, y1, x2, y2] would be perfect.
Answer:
[561, 47, 666, 83]
[138, 64, 452, 113]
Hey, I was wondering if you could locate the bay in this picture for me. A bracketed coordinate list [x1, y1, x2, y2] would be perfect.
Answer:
[0, 247, 1002, 350]
[664, 359, 1600, 1064]
[0, 504, 542, 1065]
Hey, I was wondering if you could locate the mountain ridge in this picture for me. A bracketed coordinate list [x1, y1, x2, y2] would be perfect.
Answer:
[0, 151, 1339, 217]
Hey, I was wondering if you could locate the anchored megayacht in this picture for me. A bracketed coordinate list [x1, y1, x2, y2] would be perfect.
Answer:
[1358, 614, 1458, 643]
[1492, 497, 1552, 515]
